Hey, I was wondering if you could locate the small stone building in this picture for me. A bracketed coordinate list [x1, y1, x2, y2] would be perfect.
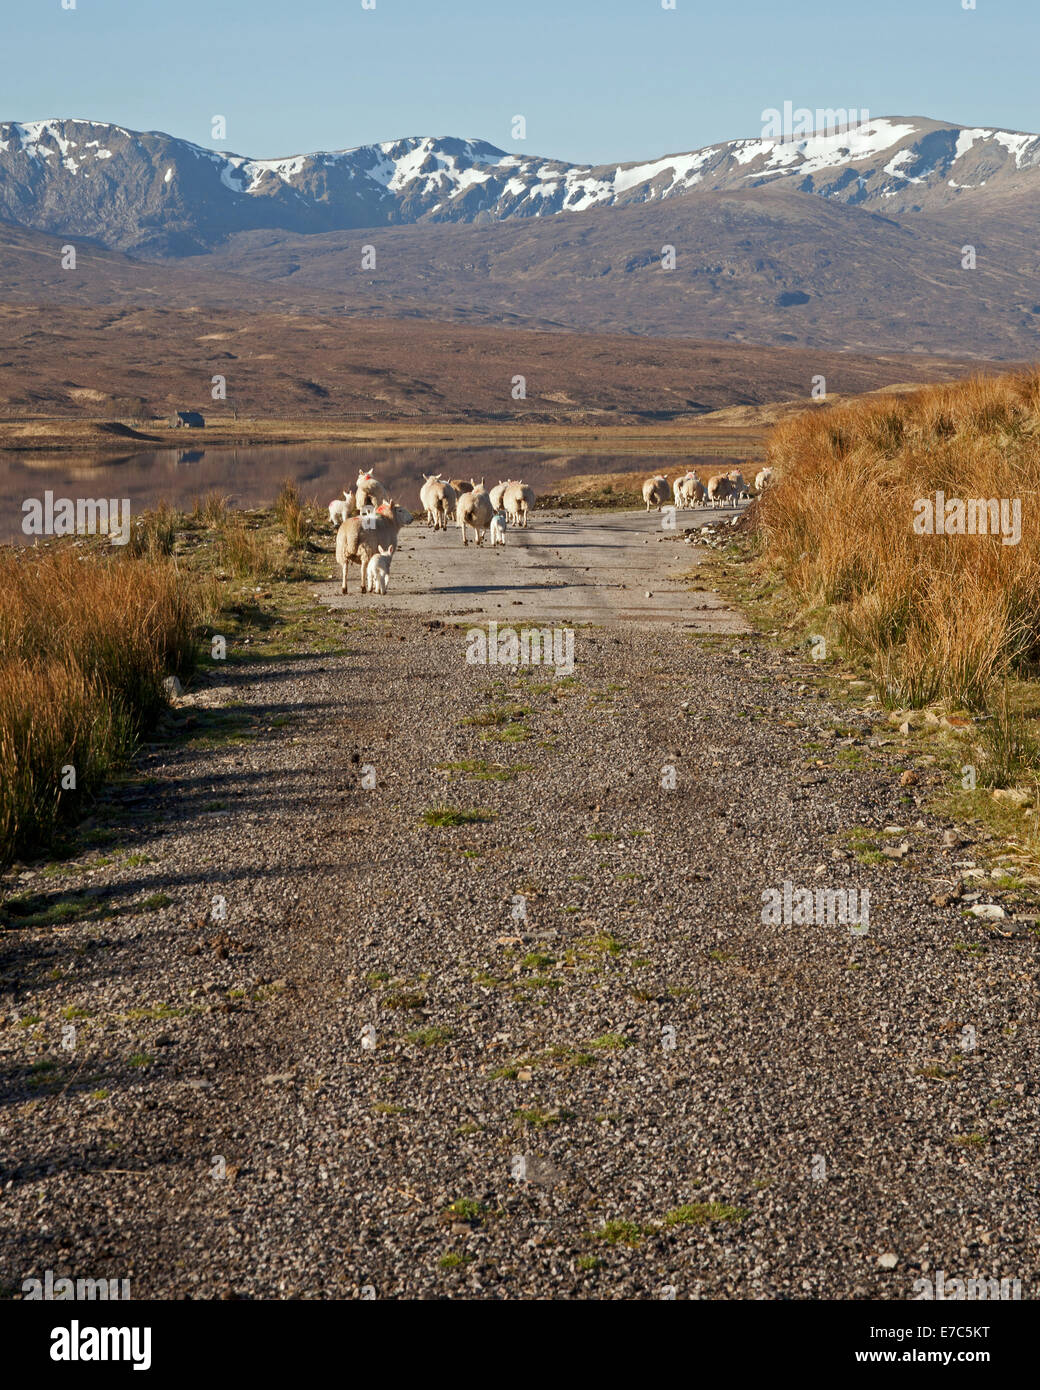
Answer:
[171, 410, 205, 428]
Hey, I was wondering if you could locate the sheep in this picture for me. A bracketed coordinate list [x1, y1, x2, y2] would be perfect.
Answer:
[336, 500, 412, 593]
[355, 470, 387, 511]
[449, 478, 473, 499]
[328, 490, 354, 526]
[642, 475, 669, 511]
[727, 470, 749, 502]
[755, 467, 775, 493]
[437, 478, 459, 527]
[458, 481, 495, 546]
[502, 480, 535, 528]
[365, 544, 395, 596]
[489, 480, 512, 512]
[419, 474, 457, 530]
[706, 474, 734, 508]
[490, 511, 507, 545]
[672, 472, 705, 509]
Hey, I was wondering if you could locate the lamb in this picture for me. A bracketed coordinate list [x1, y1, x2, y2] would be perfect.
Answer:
[336, 500, 412, 593]
[502, 481, 535, 528]
[365, 544, 395, 596]
[643, 475, 670, 511]
[490, 511, 507, 545]
[755, 467, 775, 493]
[707, 474, 734, 508]
[355, 471, 387, 511]
[419, 474, 457, 530]
[458, 481, 495, 546]
[328, 490, 354, 526]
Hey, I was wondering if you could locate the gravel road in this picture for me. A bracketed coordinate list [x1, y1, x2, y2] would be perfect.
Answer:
[326, 505, 749, 630]
[1, 511, 1037, 1300]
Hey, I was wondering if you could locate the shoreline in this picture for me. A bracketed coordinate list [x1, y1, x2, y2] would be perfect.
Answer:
[0, 420, 767, 457]
[0, 400, 841, 459]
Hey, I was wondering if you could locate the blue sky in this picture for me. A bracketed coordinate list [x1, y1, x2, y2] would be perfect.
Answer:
[5, 0, 1038, 162]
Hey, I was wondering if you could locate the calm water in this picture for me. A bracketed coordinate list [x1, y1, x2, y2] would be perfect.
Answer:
[1, 442, 733, 544]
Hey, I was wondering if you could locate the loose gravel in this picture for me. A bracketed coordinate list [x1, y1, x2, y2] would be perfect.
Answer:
[1, 528, 1037, 1300]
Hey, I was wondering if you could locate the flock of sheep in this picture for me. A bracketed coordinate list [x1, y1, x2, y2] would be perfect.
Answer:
[327, 470, 537, 595]
[326, 463, 774, 597]
[643, 466, 774, 511]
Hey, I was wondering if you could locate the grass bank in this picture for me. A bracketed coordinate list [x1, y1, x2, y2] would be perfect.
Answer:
[0, 483, 341, 868]
[758, 371, 1040, 712]
[0, 547, 203, 865]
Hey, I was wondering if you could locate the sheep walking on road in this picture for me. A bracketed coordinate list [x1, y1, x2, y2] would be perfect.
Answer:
[707, 474, 734, 508]
[503, 481, 535, 528]
[673, 472, 705, 508]
[728, 470, 750, 501]
[336, 500, 412, 593]
[458, 481, 495, 545]
[419, 474, 457, 530]
[489, 480, 514, 513]
[755, 467, 775, 493]
[643, 475, 670, 511]
[490, 511, 507, 545]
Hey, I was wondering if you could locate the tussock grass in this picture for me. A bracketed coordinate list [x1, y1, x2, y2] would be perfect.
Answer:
[976, 685, 1040, 788]
[759, 371, 1040, 711]
[0, 548, 201, 866]
[215, 518, 287, 580]
[126, 500, 178, 560]
[273, 478, 312, 547]
[193, 491, 232, 527]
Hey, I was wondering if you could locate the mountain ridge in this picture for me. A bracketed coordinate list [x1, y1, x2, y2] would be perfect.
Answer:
[3, 114, 1040, 255]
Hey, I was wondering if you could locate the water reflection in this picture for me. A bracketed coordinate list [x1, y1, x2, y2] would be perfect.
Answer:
[0, 442, 727, 543]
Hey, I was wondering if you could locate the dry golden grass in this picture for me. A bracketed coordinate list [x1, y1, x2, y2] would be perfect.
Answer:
[273, 478, 312, 547]
[758, 370, 1040, 710]
[214, 517, 294, 581]
[0, 547, 201, 865]
[192, 491, 232, 527]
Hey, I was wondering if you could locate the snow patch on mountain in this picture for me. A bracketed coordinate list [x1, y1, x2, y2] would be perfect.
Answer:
[3, 115, 1040, 255]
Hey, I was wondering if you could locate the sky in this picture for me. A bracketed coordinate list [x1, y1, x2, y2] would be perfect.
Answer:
[3, 0, 1038, 163]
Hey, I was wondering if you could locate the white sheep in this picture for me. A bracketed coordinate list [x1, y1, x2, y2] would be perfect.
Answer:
[707, 474, 734, 508]
[755, 467, 775, 493]
[458, 481, 495, 546]
[490, 511, 507, 545]
[355, 471, 387, 511]
[673, 472, 705, 508]
[643, 475, 670, 511]
[502, 481, 535, 528]
[365, 544, 395, 595]
[489, 480, 512, 512]
[726, 470, 750, 502]
[419, 474, 457, 530]
[336, 501, 412, 593]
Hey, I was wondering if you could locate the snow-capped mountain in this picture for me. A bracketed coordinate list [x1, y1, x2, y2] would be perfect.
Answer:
[2, 116, 1038, 255]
